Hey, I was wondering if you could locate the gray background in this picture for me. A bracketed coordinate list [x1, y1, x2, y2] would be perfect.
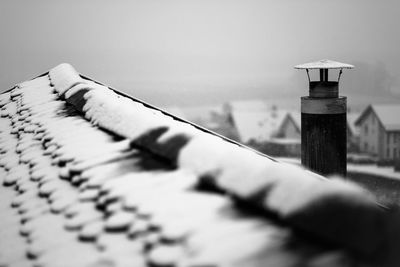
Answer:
[1, 0, 399, 108]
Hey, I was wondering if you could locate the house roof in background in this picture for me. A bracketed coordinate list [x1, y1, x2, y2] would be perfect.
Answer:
[225, 100, 292, 143]
[231, 110, 286, 142]
[372, 105, 400, 131]
[287, 111, 301, 130]
[355, 104, 400, 131]
[0, 63, 399, 267]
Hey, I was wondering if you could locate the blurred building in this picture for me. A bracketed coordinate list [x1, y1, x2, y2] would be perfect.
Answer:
[223, 101, 286, 143]
[167, 101, 364, 158]
[355, 104, 400, 162]
[219, 101, 301, 157]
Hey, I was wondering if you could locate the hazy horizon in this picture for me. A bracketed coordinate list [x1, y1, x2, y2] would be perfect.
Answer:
[1, 0, 400, 108]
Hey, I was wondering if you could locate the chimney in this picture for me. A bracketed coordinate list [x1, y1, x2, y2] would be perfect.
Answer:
[295, 59, 354, 177]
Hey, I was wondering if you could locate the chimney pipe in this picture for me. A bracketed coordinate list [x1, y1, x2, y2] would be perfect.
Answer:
[295, 59, 354, 177]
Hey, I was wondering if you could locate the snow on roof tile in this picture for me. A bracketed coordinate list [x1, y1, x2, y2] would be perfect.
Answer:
[0, 63, 399, 267]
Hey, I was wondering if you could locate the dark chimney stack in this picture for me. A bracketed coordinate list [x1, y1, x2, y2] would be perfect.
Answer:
[295, 60, 354, 177]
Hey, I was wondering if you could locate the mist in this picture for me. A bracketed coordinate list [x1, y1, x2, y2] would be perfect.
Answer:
[1, 0, 399, 108]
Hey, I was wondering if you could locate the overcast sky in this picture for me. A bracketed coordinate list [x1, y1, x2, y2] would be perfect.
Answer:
[1, 0, 400, 107]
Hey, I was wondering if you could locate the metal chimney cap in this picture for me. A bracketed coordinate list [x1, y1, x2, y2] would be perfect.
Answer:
[294, 59, 354, 70]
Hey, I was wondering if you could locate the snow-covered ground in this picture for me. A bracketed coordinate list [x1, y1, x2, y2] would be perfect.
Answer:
[276, 157, 400, 181]
[347, 164, 400, 181]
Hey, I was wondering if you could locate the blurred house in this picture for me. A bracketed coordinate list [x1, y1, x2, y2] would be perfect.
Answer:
[180, 100, 302, 157]
[166, 102, 362, 158]
[355, 104, 400, 162]
[271, 112, 301, 156]
[163, 105, 240, 140]
[221, 101, 301, 157]
[221, 101, 286, 143]
[199, 110, 240, 141]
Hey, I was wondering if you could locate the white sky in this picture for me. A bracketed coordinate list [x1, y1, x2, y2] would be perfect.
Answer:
[1, 0, 400, 107]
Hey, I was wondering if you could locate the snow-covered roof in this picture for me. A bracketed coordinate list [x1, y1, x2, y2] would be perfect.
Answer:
[0, 63, 399, 266]
[295, 59, 354, 70]
[356, 104, 400, 131]
[231, 110, 286, 143]
[372, 105, 400, 131]
[287, 111, 301, 130]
